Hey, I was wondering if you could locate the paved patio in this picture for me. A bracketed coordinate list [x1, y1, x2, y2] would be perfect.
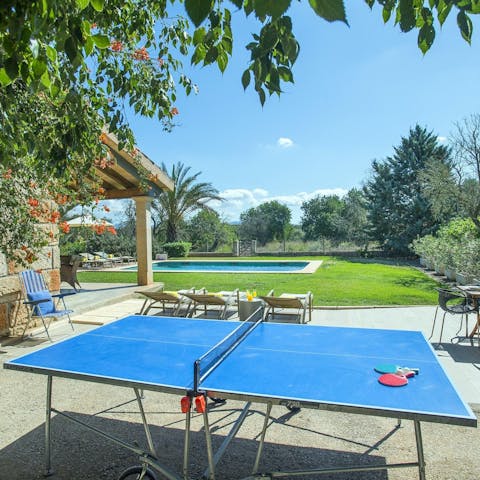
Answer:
[1, 283, 479, 479]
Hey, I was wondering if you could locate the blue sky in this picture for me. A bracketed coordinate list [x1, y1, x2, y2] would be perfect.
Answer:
[107, 2, 480, 224]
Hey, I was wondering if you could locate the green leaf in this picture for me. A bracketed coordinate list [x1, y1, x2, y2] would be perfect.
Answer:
[278, 66, 293, 82]
[85, 36, 94, 56]
[382, 5, 393, 23]
[241, 69, 251, 90]
[4, 57, 19, 81]
[418, 24, 435, 54]
[40, 70, 51, 88]
[185, 0, 214, 27]
[65, 37, 78, 62]
[437, 0, 452, 26]
[32, 58, 47, 78]
[46, 45, 57, 62]
[92, 34, 111, 49]
[257, 86, 266, 106]
[398, 0, 416, 32]
[254, 0, 292, 20]
[229, 0, 243, 8]
[76, 0, 89, 10]
[191, 44, 206, 65]
[193, 27, 206, 46]
[205, 45, 218, 64]
[308, 0, 348, 24]
[90, 0, 104, 12]
[0, 68, 12, 86]
[457, 11, 473, 44]
[217, 51, 228, 72]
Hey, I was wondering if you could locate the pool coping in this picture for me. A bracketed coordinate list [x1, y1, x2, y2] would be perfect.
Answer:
[114, 259, 323, 274]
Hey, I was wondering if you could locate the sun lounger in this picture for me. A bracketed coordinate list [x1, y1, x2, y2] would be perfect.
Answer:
[136, 287, 201, 316]
[259, 290, 313, 324]
[182, 289, 239, 320]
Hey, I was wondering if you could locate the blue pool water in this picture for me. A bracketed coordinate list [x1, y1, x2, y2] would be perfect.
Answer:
[125, 260, 309, 272]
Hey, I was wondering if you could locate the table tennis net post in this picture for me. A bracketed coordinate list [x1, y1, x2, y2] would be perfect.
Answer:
[193, 307, 263, 393]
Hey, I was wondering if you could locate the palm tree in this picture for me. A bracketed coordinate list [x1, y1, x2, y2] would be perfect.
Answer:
[155, 162, 223, 242]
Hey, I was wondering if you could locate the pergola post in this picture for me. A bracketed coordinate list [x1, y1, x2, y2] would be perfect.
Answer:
[134, 196, 154, 286]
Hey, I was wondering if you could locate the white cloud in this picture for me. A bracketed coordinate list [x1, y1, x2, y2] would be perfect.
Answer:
[277, 137, 294, 148]
[437, 136, 448, 143]
[210, 187, 348, 223]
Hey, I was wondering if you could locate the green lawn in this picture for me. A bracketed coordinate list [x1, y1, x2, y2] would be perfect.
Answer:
[77, 256, 439, 306]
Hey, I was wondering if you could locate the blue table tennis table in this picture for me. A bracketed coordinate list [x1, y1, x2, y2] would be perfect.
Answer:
[4, 310, 477, 480]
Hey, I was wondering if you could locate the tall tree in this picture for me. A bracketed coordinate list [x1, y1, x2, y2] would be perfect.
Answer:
[238, 201, 292, 246]
[154, 162, 222, 242]
[421, 114, 480, 232]
[301, 195, 345, 244]
[337, 188, 370, 247]
[363, 125, 451, 254]
[186, 210, 235, 252]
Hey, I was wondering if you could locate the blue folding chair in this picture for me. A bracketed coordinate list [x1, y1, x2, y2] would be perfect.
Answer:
[19, 270, 75, 341]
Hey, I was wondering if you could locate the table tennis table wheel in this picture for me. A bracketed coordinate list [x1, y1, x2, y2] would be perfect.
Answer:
[118, 465, 158, 480]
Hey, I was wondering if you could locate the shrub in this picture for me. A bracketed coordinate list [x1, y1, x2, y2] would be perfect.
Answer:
[163, 242, 191, 257]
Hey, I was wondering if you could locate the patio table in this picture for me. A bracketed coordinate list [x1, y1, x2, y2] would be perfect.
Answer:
[456, 285, 480, 339]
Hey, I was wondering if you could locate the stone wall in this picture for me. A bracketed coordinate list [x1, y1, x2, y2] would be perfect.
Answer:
[0, 238, 60, 337]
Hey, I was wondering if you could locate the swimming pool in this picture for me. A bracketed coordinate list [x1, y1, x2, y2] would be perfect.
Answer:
[124, 260, 321, 273]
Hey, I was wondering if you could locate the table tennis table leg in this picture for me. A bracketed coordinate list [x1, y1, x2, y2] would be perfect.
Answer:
[202, 406, 216, 480]
[202, 401, 252, 480]
[252, 402, 272, 474]
[45, 375, 54, 477]
[134, 388, 156, 457]
[414, 420, 426, 480]
[182, 403, 192, 480]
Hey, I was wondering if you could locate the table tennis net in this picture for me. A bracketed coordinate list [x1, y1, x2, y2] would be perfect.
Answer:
[193, 306, 263, 392]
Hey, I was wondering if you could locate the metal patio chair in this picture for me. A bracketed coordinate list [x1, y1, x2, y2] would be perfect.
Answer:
[19, 270, 75, 341]
[429, 287, 477, 344]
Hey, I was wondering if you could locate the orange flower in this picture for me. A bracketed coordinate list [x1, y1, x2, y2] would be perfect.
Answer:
[107, 226, 117, 235]
[97, 186, 106, 195]
[21, 245, 28, 251]
[133, 47, 149, 61]
[99, 132, 108, 143]
[48, 231, 55, 239]
[91, 23, 98, 29]
[55, 194, 68, 205]
[28, 198, 40, 207]
[103, 205, 110, 212]
[59, 221, 70, 234]
[111, 40, 123, 52]
[170, 107, 179, 116]
[49, 211, 60, 223]
[2, 169, 12, 179]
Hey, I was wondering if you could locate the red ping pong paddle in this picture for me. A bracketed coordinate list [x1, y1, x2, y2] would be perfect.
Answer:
[378, 373, 408, 387]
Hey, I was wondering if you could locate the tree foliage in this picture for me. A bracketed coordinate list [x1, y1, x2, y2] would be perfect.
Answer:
[1, 0, 479, 264]
[153, 162, 222, 243]
[363, 125, 451, 254]
[238, 200, 292, 245]
[301, 195, 345, 243]
[421, 114, 480, 232]
[186, 210, 235, 251]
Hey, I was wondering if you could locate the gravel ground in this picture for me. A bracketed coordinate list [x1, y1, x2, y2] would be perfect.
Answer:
[0, 366, 479, 480]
